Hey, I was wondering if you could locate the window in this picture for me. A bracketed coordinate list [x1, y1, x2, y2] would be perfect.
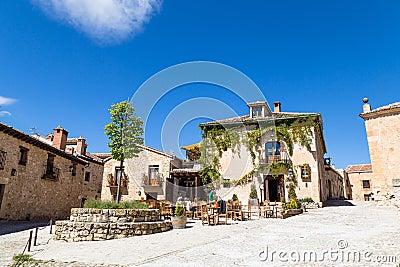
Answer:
[45, 154, 55, 175]
[0, 150, 6, 170]
[252, 107, 262, 117]
[149, 165, 159, 179]
[43, 154, 58, 180]
[300, 165, 311, 181]
[265, 142, 281, 156]
[72, 163, 77, 176]
[84, 171, 91, 182]
[362, 180, 370, 189]
[19, 146, 29, 166]
[149, 165, 159, 185]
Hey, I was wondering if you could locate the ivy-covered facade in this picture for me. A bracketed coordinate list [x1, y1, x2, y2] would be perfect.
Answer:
[199, 101, 342, 203]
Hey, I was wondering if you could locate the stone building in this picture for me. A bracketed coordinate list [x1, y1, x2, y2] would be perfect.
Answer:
[0, 122, 104, 220]
[359, 99, 400, 201]
[100, 145, 183, 202]
[336, 168, 352, 200]
[200, 101, 344, 204]
[323, 164, 345, 200]
[344, 164, 373, 201]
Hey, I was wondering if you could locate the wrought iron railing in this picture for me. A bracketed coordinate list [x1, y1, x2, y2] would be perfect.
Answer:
[142, 174, 164, 186]
[261, 150, 291, 164]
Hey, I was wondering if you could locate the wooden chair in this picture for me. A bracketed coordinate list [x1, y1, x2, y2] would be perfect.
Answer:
[230, 201, 243, 221]
[261, 201, 274, 218]
[216, 200, 229, 225]
[242, 199, 260, 220]
[200, 204, 210, 225]
[158, 202, 172, 220]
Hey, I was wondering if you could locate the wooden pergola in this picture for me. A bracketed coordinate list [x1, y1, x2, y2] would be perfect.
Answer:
[169, 168, 205, 201]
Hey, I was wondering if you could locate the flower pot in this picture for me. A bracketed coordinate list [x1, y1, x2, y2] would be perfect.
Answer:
[171, 216, 187, 229]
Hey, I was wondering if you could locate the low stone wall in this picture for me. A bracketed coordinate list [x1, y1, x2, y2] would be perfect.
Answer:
[282, 209, 303, 219]
[301, 202, 319, 209]
[69, 208, 160, 223]
[55, 208, 172, 242]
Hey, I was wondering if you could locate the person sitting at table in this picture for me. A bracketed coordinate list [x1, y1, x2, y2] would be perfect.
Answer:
[217, 198, 226, 214]
[208, 190, 214, 203]
[184, 197, 192, 211]
[188, 198, 197, 213]
[177, 194, 183, 202]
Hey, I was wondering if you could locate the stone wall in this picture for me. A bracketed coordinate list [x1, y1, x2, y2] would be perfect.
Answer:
[215, 126, 327, 203]
[0, 131, 103, 220]
[322, 168, 345, 200]
[346, 171, 374, 201]
[54, 208, 172, 242]
[101, 148, 174, 202]
[362, 109, 400, 199]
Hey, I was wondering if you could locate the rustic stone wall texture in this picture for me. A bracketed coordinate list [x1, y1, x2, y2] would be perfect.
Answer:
[364, 112, 400, 199]
[55, 208, 172, 242]
[0, 131, 103, 220]
[101, 149, 174, 202]
[346, 171, 374, 201]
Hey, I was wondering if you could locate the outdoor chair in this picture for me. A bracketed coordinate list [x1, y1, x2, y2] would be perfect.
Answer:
[200, 204, 210, 225]
[216, 200, 229, 225]
[242, 199, 260, 220]
[261, 201, 274, 218]
[230, 201, 244, 221]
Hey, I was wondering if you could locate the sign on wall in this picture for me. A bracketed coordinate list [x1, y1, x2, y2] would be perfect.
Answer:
[392, 179, 400, 187]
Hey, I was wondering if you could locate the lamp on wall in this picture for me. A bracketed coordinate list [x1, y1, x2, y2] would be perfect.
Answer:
[288, 168, 293, 178]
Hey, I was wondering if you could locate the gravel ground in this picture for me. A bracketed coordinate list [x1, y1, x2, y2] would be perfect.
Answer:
[1, 200, 399, 267]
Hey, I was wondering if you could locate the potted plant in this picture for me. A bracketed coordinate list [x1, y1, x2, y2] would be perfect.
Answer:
[171, 202, 187, 229]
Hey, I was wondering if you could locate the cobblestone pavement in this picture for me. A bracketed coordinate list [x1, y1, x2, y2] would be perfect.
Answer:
[1, 200, 399, 266]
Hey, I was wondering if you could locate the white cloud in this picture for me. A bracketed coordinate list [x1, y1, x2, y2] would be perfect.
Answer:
[0, 111, 11, 117]
[0, 96, 16, 106]
[31, 0, 162, 44]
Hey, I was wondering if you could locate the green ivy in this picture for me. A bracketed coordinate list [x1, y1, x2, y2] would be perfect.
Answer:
[199, 115, 321, 186]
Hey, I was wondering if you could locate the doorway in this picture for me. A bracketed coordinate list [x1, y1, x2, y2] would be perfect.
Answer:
[264, 176, 283, 202]
[0, 184, 5, 210]
[328, 180, 332, 199]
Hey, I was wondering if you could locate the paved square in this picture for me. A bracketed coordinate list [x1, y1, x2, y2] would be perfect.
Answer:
[1, 200, 399, 266]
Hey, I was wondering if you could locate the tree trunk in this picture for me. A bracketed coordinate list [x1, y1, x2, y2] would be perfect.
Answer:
[116, 159, 124, 203]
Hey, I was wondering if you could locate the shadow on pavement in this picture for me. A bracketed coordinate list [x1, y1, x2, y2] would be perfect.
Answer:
[0, 220, 49, 236]
[323, 200, 355, 207]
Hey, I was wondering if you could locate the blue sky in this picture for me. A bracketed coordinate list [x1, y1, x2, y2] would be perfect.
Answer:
[1, 0, 400, 168]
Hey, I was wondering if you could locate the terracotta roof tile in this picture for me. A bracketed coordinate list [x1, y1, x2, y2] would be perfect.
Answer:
[345, 164, 372, 173]
[201, 112, 319, 126]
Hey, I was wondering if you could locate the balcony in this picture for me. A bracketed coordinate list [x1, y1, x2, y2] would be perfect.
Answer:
[260, 150, 291, 165]
[107, 173, 128, 195]
[142, 174, 164, 194]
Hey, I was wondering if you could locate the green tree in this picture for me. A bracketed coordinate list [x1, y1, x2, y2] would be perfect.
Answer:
[249, 183, 258, 199]
[104, 101, 144, 202]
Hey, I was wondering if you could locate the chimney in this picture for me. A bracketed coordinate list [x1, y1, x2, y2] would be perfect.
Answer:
[52, 126, 68, 151]
[76, 136, 87, 155]
[46, 133, 54, 142]
[273, 101, 281, 113]
[362, 98, 371, 113]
